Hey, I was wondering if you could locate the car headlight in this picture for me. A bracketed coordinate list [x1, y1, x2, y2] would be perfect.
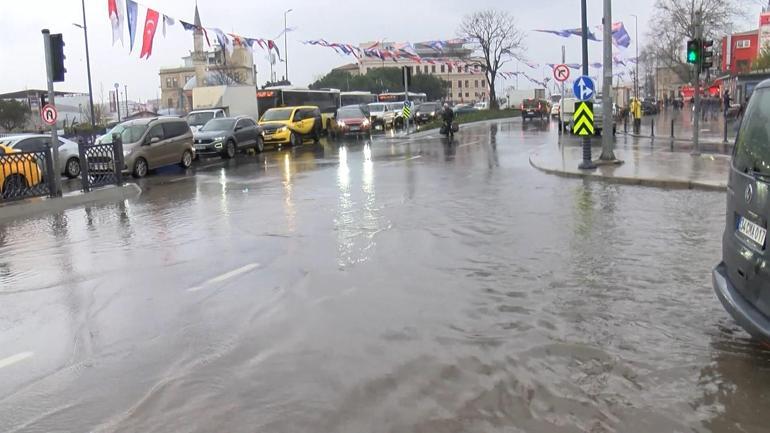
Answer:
[430, 111, 435, 116]
[362, 119, 370, 126]
[277, 126, 288, 133]
[212, 136, 226, 142]
[337, 120, 346, 127]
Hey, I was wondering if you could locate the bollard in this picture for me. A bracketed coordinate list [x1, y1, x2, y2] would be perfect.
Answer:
[112, 136, 124, 187]
[723, 115, 729, 144]
[624, 116, 628, 134]
[651, 118, 655, 137]
[44, 144, 57, 197]
[78, 140, 90, 193]
[671, 118, 675, 139]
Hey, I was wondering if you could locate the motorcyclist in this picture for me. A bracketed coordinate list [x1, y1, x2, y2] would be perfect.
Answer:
[441, 103, 455, 136]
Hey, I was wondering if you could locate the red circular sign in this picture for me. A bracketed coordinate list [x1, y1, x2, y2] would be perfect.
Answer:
[41, 104, 58, 126]
[553, 64, 570, 82]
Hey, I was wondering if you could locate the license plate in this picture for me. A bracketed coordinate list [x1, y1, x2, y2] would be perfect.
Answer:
[195, 145, 207, 150]
[739, 216, 767, 246]
[528, 110, 535, 114]
[350, 126, 360, 131]
[375, 125, 383, 131]
[90, 163, 110, 171]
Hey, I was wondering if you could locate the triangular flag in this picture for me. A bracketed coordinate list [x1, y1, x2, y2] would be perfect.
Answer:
[162, 14, 175, 37]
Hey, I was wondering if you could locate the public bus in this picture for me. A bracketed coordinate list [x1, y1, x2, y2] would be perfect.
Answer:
[378, 92, 428, 104]
[257, 87, 341, 130]
[340, 91, 378, 107]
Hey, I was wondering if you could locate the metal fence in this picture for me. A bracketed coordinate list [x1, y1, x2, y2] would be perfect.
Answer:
[0, 148, 55, 202]
[78, 140, 124, 192]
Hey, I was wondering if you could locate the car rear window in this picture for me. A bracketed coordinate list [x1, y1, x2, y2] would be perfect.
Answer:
[734, 88, 770, 175]
[338, 109, 362, 119]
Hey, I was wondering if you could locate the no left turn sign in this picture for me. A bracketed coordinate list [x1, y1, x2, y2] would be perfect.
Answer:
[41, 104, 58, 126]
[553, 64, 570, 82]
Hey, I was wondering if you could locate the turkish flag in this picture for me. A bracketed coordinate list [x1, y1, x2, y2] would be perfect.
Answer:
[139, 8, 159, 59]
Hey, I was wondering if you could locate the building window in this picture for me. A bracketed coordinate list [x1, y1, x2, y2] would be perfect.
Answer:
[458, 80, 462, 88]
[465, 92, 470, 98]
[465, 80, 469, 88]
[165, 78, 172, 88]
[736, 39, 751, 49]
[481, 80, 486, 88]
[424, 65, 429, 73]
[458, 92, 462, 98]
[465, 66, 469, 73]
[431, 65, 436, 73]
[167, 98, 173, 108]
[172, 77, 178, 88]
[441, 65, 445, 73]
[474, 80, 479, 87]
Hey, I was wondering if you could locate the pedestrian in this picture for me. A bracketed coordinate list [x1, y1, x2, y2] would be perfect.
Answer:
[630, 97, 642, 134]
[723, 90, 731, 117]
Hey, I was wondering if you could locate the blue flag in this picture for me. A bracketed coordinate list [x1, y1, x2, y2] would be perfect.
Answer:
[126, 0, 138, 52]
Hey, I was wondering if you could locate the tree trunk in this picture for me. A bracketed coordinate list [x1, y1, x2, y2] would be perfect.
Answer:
[489, 76, 499, 110]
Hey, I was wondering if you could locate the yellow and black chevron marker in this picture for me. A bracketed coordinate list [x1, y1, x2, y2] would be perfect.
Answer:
[573, 101, 594, 136]
[402, 103, 412, 118]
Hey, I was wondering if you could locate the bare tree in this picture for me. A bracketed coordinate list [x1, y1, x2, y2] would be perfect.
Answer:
[83, 102, 108, 126]
[646, 0, 749, 82]
[208, 66, 248, 86]
[459, 10, 525, 110]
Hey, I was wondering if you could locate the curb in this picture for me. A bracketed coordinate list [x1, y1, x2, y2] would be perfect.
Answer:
[0, 183, 143, 223]
[528, 151, 726, 192]
[622, 131, 732, 147]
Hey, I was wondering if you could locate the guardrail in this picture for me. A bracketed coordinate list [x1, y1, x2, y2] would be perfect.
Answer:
[78, 139, 124, 192]
[0, 147, 55, 202]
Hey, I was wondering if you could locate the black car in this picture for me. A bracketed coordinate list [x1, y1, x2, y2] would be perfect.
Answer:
[453, 104, 479, 116]
[714, 79, 770, 342]
[193, 116, 263, 159]
[641, 99, 659, 115]
[415, 102, 440, 124]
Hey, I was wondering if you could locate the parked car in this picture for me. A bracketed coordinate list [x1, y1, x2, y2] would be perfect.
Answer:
[186, 108, 227, 132]
[258, 106, 322, 147]
[99, 117, 195, 178]
[0, 144, 43, 199]
[521, 99, 549, 121]
[714, 79, 770, 342]
[474, 102, 489, 110]
[330, 105, 372, 139]
[193, 116, 263, 159]
[368, 103, 396, 131]
[642, 99, 659, 115]
[593, 100, 617, 136]
[0, 134, 82, 178]
[453, 104, 478, 115]
[415, 102, 440, 124]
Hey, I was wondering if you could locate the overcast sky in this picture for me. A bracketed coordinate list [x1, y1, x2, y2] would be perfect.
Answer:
[0, 0, 764, 102]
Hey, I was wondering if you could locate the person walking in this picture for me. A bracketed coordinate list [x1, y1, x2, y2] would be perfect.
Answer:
[723, 90, 731, 117]
[630, 97, 642, 134]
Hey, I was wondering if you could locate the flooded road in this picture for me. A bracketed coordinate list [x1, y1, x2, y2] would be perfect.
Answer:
[1, 120, 768, 433]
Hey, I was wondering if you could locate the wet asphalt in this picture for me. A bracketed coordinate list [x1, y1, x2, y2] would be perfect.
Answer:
[1, 119, 769, 433]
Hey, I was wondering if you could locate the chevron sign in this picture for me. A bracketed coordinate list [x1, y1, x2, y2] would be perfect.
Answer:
[573, 101, 594, 136]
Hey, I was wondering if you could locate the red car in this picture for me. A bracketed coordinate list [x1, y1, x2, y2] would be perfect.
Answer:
[330, 105, 372, 139]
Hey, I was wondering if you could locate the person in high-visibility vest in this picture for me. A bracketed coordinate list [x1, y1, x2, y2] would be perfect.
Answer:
[630, 97, 642, 134]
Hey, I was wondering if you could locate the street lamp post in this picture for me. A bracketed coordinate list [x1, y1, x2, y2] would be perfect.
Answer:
[74, 0, 96, 138]
[631, 14, 639, 99]
[283, 9, 292, 82]
[114, 83, 121, 122]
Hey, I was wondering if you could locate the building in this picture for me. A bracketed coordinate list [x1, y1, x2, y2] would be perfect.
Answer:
[721, 29, 760, 74]
[0, 89, 90, 130]
[331, 63, 360, 76]
[158, 5, 255, 113]
[354, 41, 487, 104]
[654, 66, 686, 101]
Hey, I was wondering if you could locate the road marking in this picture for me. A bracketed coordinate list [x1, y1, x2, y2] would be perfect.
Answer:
[405, 155, 422, 161]
[456, 140, 480, 148]
[0, 352, 33, 369]
[188, 263, 260, 292]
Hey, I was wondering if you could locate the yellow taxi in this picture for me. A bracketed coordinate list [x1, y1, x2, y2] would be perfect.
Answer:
[0, 144, 43, 199]
[258, 106, 322, 147]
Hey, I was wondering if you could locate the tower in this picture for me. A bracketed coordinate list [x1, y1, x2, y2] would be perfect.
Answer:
[192, 4, 207, 88]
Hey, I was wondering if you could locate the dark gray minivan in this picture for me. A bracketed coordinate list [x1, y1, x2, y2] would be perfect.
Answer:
[714, 80, 770, 341]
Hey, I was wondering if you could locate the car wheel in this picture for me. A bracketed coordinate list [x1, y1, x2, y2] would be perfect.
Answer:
[180, 150, 193, 169]
[312, 120, 321, 143]
[255, 136, 264, 153]
[65, 157, 81, 178]
[1, 174, 27, 199]
[223, 140, 236, 159]
[132, 158, 148, 178]
[290, 132, 302, 147]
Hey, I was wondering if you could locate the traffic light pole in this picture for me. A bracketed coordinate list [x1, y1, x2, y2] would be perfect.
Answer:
[42, 29, 62, 197]
[692, 10, 702, 155]
[578, 0, 596, 170]
[403, 66, 410, 134]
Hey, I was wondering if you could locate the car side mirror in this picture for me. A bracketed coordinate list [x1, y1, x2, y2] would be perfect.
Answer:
[146, 136, 160, 145]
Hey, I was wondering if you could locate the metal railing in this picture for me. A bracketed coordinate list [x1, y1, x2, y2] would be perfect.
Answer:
[0, 147, 55, 202]
[78, 138, 124, 192]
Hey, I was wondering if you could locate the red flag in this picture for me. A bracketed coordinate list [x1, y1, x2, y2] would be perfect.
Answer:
[139, 8, 159, 59]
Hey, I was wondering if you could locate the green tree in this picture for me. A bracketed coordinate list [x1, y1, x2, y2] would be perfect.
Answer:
[0, 99, 30, 132]
[311, 68, 447, 100]
[753, 45, 770, 72]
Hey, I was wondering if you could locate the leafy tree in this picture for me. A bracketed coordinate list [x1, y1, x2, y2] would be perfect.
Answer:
[753, 45, 770, 72]
[0, 99, 30, 132]
[310, 68, 447, 101]
[459, 10, 525, 110]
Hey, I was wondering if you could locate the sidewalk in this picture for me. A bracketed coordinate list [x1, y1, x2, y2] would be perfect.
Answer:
[623, 106, 739, 146]
[529, 137, 729, 191]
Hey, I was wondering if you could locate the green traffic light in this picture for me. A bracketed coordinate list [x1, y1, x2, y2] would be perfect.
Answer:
[688, 51, 697, 62]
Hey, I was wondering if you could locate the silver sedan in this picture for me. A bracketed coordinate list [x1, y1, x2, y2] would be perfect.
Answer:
[0, 134, 82, 178]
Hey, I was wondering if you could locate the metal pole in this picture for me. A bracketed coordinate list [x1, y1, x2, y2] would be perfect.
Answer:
[124, 84, 129, 116]
[693, 10, 702, 155]
[80, 0, 96, 138]
[404, 67, 410, 134]
[284, 9, 292, 82]
[114, 83, 121, 122]
[561, 45, 565, 133]
[579, 0, 596, 170]
[600, 0, 615, 160]
[634, 14, 639, 99]
[42, 29, 62, 197]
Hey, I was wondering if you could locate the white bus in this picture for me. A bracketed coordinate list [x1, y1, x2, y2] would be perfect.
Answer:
[340, 91, 378, 107]
[378, 92, 428, 104]
[257, 87, 341, 130]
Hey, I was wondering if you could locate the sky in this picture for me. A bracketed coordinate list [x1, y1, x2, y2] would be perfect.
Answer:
[0, 0, 763, 103]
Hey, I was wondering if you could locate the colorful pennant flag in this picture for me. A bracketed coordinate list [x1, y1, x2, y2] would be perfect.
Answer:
[162, 14, 174, 37]
[611, 22, 631, 48]
[125, 0, 138, 52]
[139, 8, 159, 59]
[108, 0, 125, 46]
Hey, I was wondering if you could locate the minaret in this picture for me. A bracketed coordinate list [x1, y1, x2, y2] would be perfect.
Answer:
[192, 4, 206, 87]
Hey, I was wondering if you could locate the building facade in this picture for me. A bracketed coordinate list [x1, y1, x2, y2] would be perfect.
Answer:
[355, 41, 487, 104]
[721, 30, 760, 75]
[158, 5, 254, 114]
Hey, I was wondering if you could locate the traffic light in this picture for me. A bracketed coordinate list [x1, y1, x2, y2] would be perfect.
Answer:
[50, 33, 66, 82]
[687, 39, 700, 64]
[702, 40, 714, 69]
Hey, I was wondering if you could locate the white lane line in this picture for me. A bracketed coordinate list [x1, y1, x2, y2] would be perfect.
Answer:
[188, 263, 260, 293]
[0, 352, 33, 370]
[456, 140, 480, 148]
[405, 155, 422, 161]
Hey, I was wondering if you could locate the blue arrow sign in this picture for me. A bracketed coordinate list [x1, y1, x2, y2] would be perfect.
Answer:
[572, 75, 595, 101]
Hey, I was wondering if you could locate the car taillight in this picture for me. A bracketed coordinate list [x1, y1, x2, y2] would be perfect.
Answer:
[520, 103, 524, 110]
[538, 103, 542, 110]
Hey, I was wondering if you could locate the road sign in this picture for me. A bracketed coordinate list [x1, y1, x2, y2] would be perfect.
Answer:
[572, 101, 594, 136]
[403, 100, 413, 118]
[572, 75, 595, 101]
[553, 64, 570, 82]
[41, 104, 58, 126]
